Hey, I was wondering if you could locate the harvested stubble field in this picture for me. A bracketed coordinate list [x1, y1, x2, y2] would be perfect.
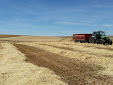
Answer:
[0, 35, 113, 85]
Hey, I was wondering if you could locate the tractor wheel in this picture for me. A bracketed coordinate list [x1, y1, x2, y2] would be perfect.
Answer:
[97, 40, 102, 44]
[89, 37, 95, 43]
[100, 39, 105, 45]
[110, 42, 112, 45]
[102, 42, 105, 45]
[109, 39, 112, 45]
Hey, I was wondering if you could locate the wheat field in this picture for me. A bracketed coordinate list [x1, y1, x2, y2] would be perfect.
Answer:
[0, 35, 113, 85]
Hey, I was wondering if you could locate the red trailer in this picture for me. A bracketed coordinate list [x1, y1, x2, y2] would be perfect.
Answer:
[73, 34, 92, 43]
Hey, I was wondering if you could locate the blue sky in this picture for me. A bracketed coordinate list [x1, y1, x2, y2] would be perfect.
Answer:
[0, 0, 113, 36]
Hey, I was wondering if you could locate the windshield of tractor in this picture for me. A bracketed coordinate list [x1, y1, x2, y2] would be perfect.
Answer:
[99, 31, 105, 36]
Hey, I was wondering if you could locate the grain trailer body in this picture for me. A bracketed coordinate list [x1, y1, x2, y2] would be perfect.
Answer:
[73, 34, 92, 42]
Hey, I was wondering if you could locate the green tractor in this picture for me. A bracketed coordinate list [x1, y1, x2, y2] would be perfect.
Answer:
[89, 31, 112, 45]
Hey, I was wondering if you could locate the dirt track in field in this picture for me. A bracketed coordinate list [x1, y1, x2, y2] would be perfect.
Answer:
[14, 44, 113, 85]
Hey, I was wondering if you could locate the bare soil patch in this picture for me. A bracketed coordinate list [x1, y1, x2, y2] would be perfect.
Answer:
[14, 44, 113, 85]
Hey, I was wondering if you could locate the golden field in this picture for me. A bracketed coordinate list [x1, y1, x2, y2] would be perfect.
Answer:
[0, 35, 113, 85]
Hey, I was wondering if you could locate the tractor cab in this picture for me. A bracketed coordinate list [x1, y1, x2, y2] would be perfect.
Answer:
[92, 31, 106, 40]
[92, 31, 105, 37]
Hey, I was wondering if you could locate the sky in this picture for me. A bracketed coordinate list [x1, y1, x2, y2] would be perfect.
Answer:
[0, 0, 113, 36]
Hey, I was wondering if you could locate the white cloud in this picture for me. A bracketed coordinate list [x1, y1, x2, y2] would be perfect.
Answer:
[101, 24, 112, 28]
[54, 21, 84, 25]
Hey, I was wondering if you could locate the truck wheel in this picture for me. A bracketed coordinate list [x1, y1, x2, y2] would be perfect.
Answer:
[75, 40, 77, 42]
[80, 41, 83, 43]
[83, 41, 85, 43]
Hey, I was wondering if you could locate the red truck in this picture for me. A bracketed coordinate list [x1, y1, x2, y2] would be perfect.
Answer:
[73, 34, 92, 43]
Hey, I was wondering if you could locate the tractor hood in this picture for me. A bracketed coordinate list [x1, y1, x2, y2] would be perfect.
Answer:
[101, 36, 109, 40]
[101, 36, 106, 38]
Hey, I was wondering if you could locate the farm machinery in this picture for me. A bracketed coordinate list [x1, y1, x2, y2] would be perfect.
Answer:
[73, 31, 112, 45]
